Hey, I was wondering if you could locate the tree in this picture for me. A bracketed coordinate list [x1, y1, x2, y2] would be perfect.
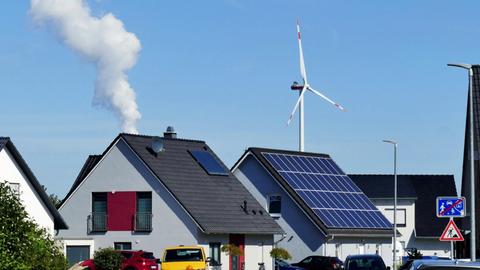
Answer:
[0, 182, 68, 269]
[42, 185, 62, 209]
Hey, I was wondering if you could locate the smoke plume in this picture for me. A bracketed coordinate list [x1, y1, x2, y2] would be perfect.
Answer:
[30, 0, 141, 134]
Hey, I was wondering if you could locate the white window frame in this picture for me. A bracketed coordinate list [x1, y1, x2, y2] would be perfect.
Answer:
[267, 194, 282, 217]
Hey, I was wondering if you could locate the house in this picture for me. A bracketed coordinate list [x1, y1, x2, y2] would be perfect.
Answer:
[0, 137, 68, 234]
[57, 128, 283, 269]
[349, 174, 456, 258]
[232, 148, 395, 266]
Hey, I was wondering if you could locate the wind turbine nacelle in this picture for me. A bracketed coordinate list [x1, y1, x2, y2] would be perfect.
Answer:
[291, 81, 304, 91]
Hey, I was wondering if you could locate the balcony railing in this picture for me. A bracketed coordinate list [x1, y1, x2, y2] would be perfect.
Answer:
[88, 212, 107, 232]
[135, 212, 152, 232]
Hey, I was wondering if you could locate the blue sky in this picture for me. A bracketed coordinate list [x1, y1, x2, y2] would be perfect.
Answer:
[2, 1, 479, 197]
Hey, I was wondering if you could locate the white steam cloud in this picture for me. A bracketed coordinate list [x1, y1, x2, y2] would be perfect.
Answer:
[30, 0, 141, 134]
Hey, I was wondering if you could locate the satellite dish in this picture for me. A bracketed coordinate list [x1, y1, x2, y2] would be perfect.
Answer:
[150, 136, 164, 153]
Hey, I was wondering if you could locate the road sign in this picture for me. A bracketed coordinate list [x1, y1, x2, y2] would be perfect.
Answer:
[440, 219, 464, 241]
[436, 197, 466, 218]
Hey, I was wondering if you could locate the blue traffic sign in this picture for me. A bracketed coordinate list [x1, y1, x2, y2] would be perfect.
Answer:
[436, 197, 466, 218]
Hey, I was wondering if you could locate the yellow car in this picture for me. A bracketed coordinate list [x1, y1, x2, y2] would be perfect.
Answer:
[160, 246, 209, 270]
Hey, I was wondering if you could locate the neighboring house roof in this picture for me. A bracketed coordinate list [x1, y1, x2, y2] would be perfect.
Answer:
[0, 137, 68, 230]
[233, 147, 393, 237]
[63, 133, 283, 235]
[349, 174, 457, 238]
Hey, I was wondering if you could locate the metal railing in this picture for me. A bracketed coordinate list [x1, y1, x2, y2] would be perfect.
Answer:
[135, 212, 152, 232]
[88, 212, 107, 232]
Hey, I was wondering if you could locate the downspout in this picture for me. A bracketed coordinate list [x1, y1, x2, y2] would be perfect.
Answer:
[324, 234, 335, 256]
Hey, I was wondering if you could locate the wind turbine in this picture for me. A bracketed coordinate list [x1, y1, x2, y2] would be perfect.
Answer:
[287, 20, 345, 152]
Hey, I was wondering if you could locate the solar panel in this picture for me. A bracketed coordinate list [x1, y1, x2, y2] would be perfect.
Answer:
[190, 150, 229, 176]
[262, 152, 392, 229]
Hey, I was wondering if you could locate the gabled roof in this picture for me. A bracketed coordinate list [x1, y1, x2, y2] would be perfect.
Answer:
[0, 137, 68, 230]
[349, 174, 457, 238]
[63, 133, 283, 235]
[233, 147, 393, 236]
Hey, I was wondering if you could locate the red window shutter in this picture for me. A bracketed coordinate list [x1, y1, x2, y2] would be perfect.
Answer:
[107, 191, 136, 231]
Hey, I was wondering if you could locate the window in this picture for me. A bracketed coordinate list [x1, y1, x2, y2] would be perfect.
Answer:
[114, 242, 132, 250]
[164, 248, 204, 262]
[66, 246, 90, 267]
[268, 195, 281, 216]
[209, 242, 221, 266]
[384, 208, 406, 227]
[91, 193, 107, 231]
[8, 182, 20, 196]
[135, 192, 152, 231]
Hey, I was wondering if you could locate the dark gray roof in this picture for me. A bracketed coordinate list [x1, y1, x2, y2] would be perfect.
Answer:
[64, 133, 283, 235]
[0, 137, 68, 230]
[234, 147, 393, 236]
[349, 174, 457, 237]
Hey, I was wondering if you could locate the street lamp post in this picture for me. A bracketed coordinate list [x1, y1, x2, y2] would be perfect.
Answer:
[383, 140, 397, 269]
[448, 63, 475, 261]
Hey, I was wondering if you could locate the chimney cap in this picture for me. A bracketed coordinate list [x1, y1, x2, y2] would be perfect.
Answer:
[164, 126, 177, 139]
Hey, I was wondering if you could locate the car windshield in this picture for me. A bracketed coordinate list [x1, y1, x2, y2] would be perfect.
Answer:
[141, 252, 155, 259]
[347, 257, 385, 270]
[164, 249, 203, 262]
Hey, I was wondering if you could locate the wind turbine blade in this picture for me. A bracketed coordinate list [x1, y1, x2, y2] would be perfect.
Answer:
[308, 86, 346, 111]
[297, 20, 308, 84]
[287, 86, 307, 125]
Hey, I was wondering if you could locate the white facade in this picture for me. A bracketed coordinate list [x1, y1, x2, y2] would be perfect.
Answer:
[0, 146, 55, 235]
[372, 198, 451, 259]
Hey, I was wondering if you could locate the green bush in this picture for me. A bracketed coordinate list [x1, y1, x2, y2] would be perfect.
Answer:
[0, 182, 68, 269]
[93, 247, 123, 270]
[270, 247, 292, 260]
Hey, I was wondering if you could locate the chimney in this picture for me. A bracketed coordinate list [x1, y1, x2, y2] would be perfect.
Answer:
[164, 126, 177, 139]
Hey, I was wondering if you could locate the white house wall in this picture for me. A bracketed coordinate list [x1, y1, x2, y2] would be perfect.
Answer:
[0, 147, 55, 234]
[372, 198, 451, 258]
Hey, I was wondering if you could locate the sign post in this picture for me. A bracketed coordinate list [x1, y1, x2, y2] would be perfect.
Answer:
[437, 197, 466, 259]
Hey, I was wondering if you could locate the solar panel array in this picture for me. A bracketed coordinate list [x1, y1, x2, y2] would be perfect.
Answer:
[262, 152, 392, 229]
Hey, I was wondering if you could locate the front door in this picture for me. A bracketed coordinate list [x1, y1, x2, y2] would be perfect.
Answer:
[229, 234, 245, 270]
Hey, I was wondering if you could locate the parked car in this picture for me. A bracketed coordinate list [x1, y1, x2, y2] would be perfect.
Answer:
[160, 246, 210, 270]
[276, 259, 307, 270]
[79, 250, 160, 270]
[291, 256, 343, 270]
[408, 260, 480, 270]
[344, 254, 388, 270]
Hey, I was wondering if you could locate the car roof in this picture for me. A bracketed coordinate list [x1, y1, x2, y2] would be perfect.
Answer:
[164, 246, 204, 250]
[411, 259, 456, 268]
[346, 254, 382, 259]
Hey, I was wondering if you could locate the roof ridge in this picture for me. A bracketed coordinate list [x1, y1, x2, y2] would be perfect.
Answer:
[119, 133, 205, 144]
[248, 147, 331, 158]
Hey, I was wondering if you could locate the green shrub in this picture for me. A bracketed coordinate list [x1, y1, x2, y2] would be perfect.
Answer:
[0, 182, 68, 269]
[93, 247, 123, 270]
[270, 247, 292, 260]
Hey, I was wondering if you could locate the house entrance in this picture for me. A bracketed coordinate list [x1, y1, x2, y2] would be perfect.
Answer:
[229, 234, 245, 270]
